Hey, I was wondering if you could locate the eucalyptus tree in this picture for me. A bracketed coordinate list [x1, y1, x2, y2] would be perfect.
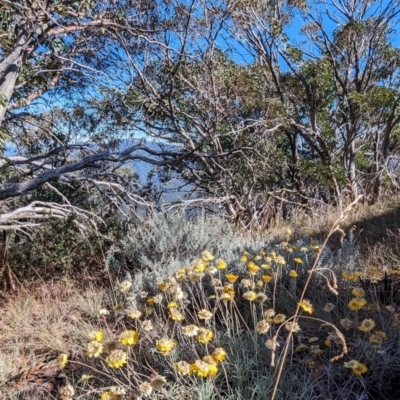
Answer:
[230, 0, 400, 203]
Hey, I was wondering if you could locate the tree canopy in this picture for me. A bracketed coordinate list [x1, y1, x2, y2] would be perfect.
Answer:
[1, 0, 400, 229]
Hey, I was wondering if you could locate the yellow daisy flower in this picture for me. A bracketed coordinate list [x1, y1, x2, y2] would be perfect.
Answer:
[273, 314, 287, 324]
[190, 360, 210, 377]
[357, 319, 375, 333]
[106, 350, 127, 368]
[340, 318, 353, 330]
[87, 341, 104, 358]
[289, 270, 298, 278]
[202, 250, 214, 261]
[344, 359, 359, 369]
[226, 274, 239, 283]
[149, 375, 167, 389]
[156, 338, 177, 353]
[298, 300, 313, 314]
[243, 291, 258, 301]
[119, 330, 139, 346]
[182, 324, 199, 337]
[262, 275, 273, 283]
[352, 363, 368, 376]
[352, 288, 365, 297]
[169, 309, 185, 322]
[215, 258, 227, 270]
[196, 328, 213, 344]
[88, 331, 103, 342]
[119, 280, 132, 293]
[58, 384, 75, 400]
[348, 297, 367, 310]
[128, 309, 142, 319]
[57, 353, 68, 369]
[175, 360, 191, 376]
[193, 259, 207, 273]
[294, 258, 303, 264]
[198, 309, 213, 320]
[212, 347, 227, 363]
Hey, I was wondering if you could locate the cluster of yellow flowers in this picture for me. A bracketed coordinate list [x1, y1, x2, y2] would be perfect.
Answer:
[61, 235, 399, 399]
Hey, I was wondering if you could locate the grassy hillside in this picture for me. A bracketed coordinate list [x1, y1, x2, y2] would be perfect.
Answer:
[1, 200, 400, 400]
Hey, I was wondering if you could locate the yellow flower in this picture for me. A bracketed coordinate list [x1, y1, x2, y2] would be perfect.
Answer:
[156, 338, 177, 353]
[106, 350, 127, 368]
[198, 309, 213, 320]
[344, 359, 360, 369]
[190, 360, 210, 377]
[119, 280, 132, 293]
[342, 271, 363, 280]
[119, 330, 139, 346]
[352, 363, 368, 376]
[294, 258, 303, 265]
[202, 250, 214, 261]
[193, 258, 207, 272]
[175, 360, 191, 376]
[289, 270, 298, 278]
[311, 245, 320, 253]
[141, 320, 154, 331]
[87, 341, 104, 358]
[215, 258, 227, 270]
[175, 267, 188, 280]
[300, 247, 308, 253]
[357, 319, 376, 333]
[264, 309, 276, 319]
[167, 301, 178, 309]
[138, 382, 153, 396]
[256, 293, 268, 302]
[149, 375, 167, 389]
[247, 262, 260, 275]
[375, 330, 387, 339]
[182, 324, 199, 337]
[100, 391, 119, 400]
[270, 251, 277, 258]
[285, 228, 292, 235]
[220, 292, 234, 301]
[352, 288, 365, 297]
[243, 291, 258, 301]
[255, 320, 271, 334]
[276, 256, 286, 266]
[212, 347, 227, 363]
[265, 338, 280, 350]
[285, 321, 301, 333]
[226, 274, 239, 283]
[196, 328, 213, 344]
[57, 353, 68, 369]
[203, 356, 218, 378]
[273, 314, 287, 324]
[340, 318, 353, 330]
[261, 263, 271, 270]
[58, 384, 75, 400]
[169, 309, 185, 322]
[298, 300, 313, 314]
[240, 252, 250, 262]
[348, 297, 367, 311]
[262, 275, 273, 283]
[159, 282, 170, 291]
[146, 297, 155, 305]
[88, 331, 103, 342]
[128, 309, 142, 319]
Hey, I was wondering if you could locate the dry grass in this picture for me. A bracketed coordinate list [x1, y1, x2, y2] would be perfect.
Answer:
[1, 204, 400, 399]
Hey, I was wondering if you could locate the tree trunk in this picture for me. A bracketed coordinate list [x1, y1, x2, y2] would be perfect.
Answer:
[0, 24, 31, 125]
